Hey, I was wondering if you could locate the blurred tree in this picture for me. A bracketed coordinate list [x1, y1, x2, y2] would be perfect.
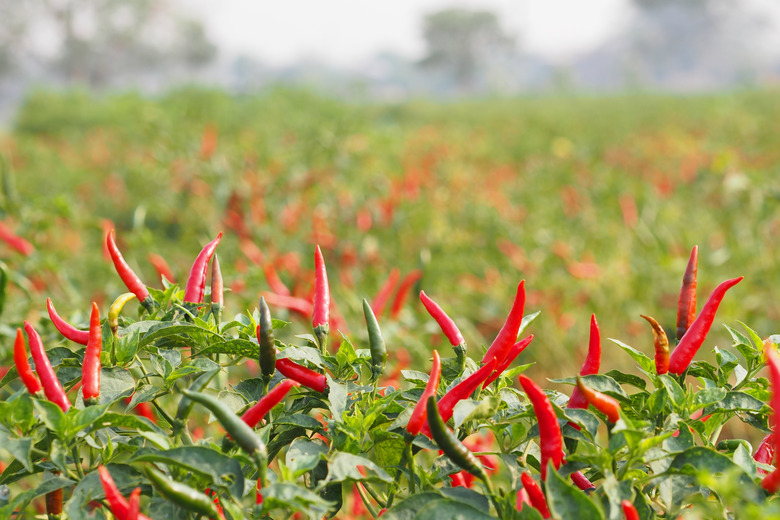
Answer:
[0, 0, 216, 87]
[419, 9, 516, 94]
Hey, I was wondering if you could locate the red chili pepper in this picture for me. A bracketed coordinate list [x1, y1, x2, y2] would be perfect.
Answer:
[450, 471, 468, 488]
[14, 328, 43, 396]
[97, 466, 152, 520]
[0, 219, 34, 256]
[147, 252, 176, 285]
[481, 281, 526, 367]
[275, 358, 327, 393]
[419, 358, 497, 438]
[570, 470, 595, 491]
[419, 290, 465, 347]
[621, 499, 639, 520]
[516, 487, 531, 511]
[763, 468, 780, 493]
[205, 488, 224, 519]
[261, 291, 313, 318]
[518, 375, 562, 480]
[106, 229, 152, 310]
[390, 270, 422, 319]
[256, 478, 263, 505]
[241, 379, 300, 428]
[520, 472, 551, 519]
[24, 322, 70, 412]
[124, 397, 157, 423]
[640, 314, 669, 375]
[406, 350, 442, 435]
[568, 314, 601, 409]
[127, 487, 141, 520]
[755, 434, 774, 475]
[676, 245, 698, 341]
[263, 261, 291, 297]
[210, 254, 223, 306]
[371, 268, 400, 318]
[47, 298, 89, 345]
[668, 276, 743, 374]
[183, 233, 223, 304]
[575, 377, 620, 423]
[82, 302, 102, 406]
[482, 335, 533, 388]
[766, 346, 780, 467]
[312, 245, 330, 343]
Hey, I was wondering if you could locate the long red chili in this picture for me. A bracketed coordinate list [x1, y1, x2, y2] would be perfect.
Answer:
[576, 377, 620, 423]
[419, 290, 465, 347]
[261, 291, 313, 318]
[755, 434, 774, 475]
[481, 281, 526, 367]
[568, 314, 601, 409]
[518, 375, 562, 480]
[263, 261, 291, 296]
[275, 358, 327, 393]
[570, 470, 595, 491]
[621, 500, 639, 520]
[419, 358, 497, 438]
[24, 322, 70, 412]
[390, 270, 422, 319]
[312, 245, 330, 345]
[183, 232, 223, 304]
[640, 314, 669, 375]
[241, 379, 300, 428]
[0, 219, 34, 256]
[147, 252, 176, 285]
[766, 346, 780, 466]
[106, 229, 152, 310]
[406, 350, 441, 435]
[82, 302, 102, 406]
[482, 335, 533, 388]
[14, 328, 42, 396]
[210, 254, 223, 306]
[668, 276, 743, 374]
[520, 472, 550, 519]
[127, 487, 141, 520]
[47, 298, 89, 345]
[676, 245, 698, 341]
[371, 268, 400, 318]
[98, 466, 152, 520]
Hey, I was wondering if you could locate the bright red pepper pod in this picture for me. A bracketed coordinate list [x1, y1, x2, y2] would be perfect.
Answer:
[147, 252, 176, 285]
[210, 254, 224, 306]
[481, 280, 526, 367]
[676, 245, 698, 341]
[13, 328, 43, 397]
[668, 276, 743, 375]
[312, 245, 330, 345]
[106, 229, 153, 311]
[763, 468, 780, 493]
[419, 290, 465, 347]
[755, 433, 775, 475]
[640, 314, 669, 375]
[406, 350, 442, 436]
[576, 376, 620, 424]
[482, 335, 533, 388]
[262, 291, 313, 318]
[518, 374, 563, 480]
[520, 472, 551, 518]
[275, 357, 327, 393]
[98, 466, 152, 520]
[241, 379, 300, 428]
[371, 268, 400, 318]
[127, 487, 141, 520]
[621, 499, 639, 520]
[568, 314, 601, 409]
[47, 297, 89, 345]
[82, 302, 102, 406]
[183, 232, 223, 304]
[390, 270, 422, 320]
[0, 219, 34, 256]
[24, 321, 71, 412]
[765, 345, 780, 471]
[571, 470, 595, 491]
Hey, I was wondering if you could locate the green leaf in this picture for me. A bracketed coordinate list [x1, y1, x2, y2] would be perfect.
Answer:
[0, 432, 33, 472]
[693, 387, 728, 409]
[704, 392, 766, 414]
[131, 446, 244, 497]
[610, 338, 655, 374]
[371, 430, 406, 468]
[33, 399, 66, 437]
[604, 370, 646, 390]
[0, 474, 73, 516]
[659, 374, 685, 408]
[260, 482, 333, 518]
[139, 322, 222, 349]
[453, 396, 501, 428]
[92, 367, 136, 405]
[323, 453, 392, 484]
[546, 464, 605, 520]
[519, 311, 541, 337]
[273, 413, 324, 431]
[414, 499, 495, 520]
[553, 374, 629, 400]
[381, 492, 445, 520]
[196, 338, 259, 358]
[286, 438, 328, 477]
[114, 327, 140, 364]
[440, 487, 491, 514]
[279, 346, 325, 368]
[68, 403, 110, 437]
[65, 464, 145, 519]
[326, 375, 347, 422]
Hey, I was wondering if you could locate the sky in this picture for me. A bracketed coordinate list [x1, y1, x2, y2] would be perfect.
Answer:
[186, 0, 630, 67]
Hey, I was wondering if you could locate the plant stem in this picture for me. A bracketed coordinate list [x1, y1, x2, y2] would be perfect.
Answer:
[356, 483, 379, 518]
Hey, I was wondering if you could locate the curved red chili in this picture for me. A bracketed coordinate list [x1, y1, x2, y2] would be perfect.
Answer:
[419, 290, 465, 347]
[210, 254, 223, 306]
[568, 314, 601, 409]
[406, 350, 442, 435]
[241, 379, 300, 428]
[677, 245, 698, 340]
[755, 434, 774, 475]
[516, 487, 531, 511]
[390, 270, 422, 319]
[419, 358, 497, 438]
[183, 232, 223, 304]
[47, 298, 89, 345]
[481, 281, 526, 367]
[0, 219, 34, 256]
[371, 268, 400, 318]
[14, 328, 42, 396]
[261, 291, 313, 318]
[275, 358, 327, 393]
[263, 261, 291, 296]
[106, 229, 152, 310]
[763, 468, 780, 493]
[576, 377, 620, 423]
[24, 321, 70, 412]
[668, 276, 743, 374]
[518, 375, 562, 480]
[640, 314, 669, 375]
[82, 302, 102, 406]
[571, 470, 595, 491]
[147, 252, 176, 285]
[127, 487, 141, 520]
[766, 346, 780, 469]
[98, 466, 152, 520]
[520, 472, 550, 519]
[312, 245, 330, 343]
[482, 335, 533, 388]
[621, 500, 639, 520]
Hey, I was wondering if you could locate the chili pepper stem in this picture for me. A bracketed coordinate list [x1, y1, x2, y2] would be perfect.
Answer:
[314, 324, 329, 354]
[404, 438, 417, 494]
[454, 342, 467, 373]
[355, 482, 379, 519]
[385, 441, 409, 510]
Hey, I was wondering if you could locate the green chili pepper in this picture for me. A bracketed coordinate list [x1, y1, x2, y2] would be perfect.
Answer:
[257, 297, 276, 382]
[174, 369, 220, 431]
[145, 466, 224, 519]
[425, 396, 487, 481]
[362, 299, 386, 381]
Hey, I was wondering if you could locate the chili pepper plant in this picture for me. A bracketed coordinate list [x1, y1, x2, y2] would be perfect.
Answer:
[1, 236, 779, 519]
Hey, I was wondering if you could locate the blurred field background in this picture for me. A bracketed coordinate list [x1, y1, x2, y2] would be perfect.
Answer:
[1, 0, 780, 376]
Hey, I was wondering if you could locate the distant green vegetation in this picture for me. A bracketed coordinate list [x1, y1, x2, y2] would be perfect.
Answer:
[2, 87, 780, 373]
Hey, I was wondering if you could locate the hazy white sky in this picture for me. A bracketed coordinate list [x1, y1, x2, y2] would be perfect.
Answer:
[187, 0, 630, 66]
